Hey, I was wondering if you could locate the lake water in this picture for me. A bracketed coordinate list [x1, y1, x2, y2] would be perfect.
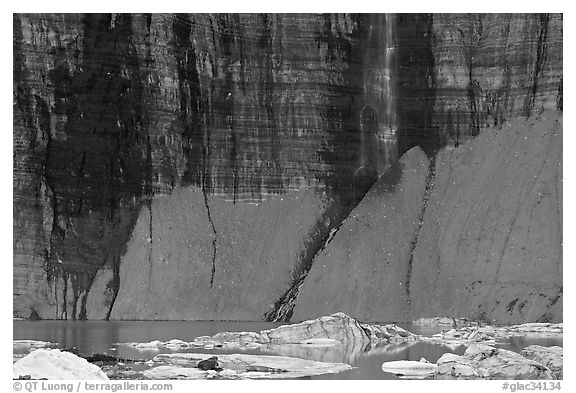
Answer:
[13, 320, 562, 380]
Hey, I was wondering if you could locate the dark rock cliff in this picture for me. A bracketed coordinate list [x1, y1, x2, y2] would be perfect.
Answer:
[13, 13, 562, 322]
[430, 14, 562, 148]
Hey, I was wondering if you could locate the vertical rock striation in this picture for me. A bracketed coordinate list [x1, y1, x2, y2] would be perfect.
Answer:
[430, 14, 562, 148]
[14, 13, 399, 319]
[13, 13, 562, 321]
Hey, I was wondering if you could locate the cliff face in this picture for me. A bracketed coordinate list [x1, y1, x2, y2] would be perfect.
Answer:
[13, 13, 397, 319]
[291, 147, 430, 323]
[292, 113, 562, 324]
[409, 114, 562, 324]
[430, 14, 563, 148]
[13, 13, 562, 322]
[109, 188, 334, 320]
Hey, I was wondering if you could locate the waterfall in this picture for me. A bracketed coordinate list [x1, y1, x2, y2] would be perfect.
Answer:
[382, 13, 398, 169]
[384, 14, 396, 138]
[357, 13, 398, 178]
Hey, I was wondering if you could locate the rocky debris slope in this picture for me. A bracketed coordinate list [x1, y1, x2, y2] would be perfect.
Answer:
[13, 349, 109, 380]
[436, 344, 555, 379]
[291, 147, 430, 322]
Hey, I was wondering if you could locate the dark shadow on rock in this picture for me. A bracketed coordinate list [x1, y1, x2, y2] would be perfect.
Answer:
[61, 347, 143, 364]
[197, 356, 223, 372]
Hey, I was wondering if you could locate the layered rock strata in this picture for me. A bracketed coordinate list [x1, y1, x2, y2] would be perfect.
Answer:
[430, 14, 563, 148]
[13, 13, 398, 319]
[13, 13, 563, 321]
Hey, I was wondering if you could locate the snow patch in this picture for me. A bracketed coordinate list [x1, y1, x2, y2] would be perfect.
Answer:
[13, 349, 109, 380]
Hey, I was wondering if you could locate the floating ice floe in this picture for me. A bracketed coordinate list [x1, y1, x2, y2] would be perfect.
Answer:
[119, 338, 206, 350]
[119, 313, 418, 353]
[381, 358, 437, 378]
[520, 345, 563, 379]
[412, 317, 481, 329]
[144, 366, 209, 379]
[146, 352, 352, 379]
[436, 344, 555, 380]
[422, 322, 563, 349]
[295, 338, 341, 346]
[13, 349, 109, 380]
[13, 340, 56, 349]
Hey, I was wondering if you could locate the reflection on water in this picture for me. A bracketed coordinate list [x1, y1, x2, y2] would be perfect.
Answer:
[497, 336, 563, 353]
[13, 320, 283, 360]
[13, 320, 562, 380]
